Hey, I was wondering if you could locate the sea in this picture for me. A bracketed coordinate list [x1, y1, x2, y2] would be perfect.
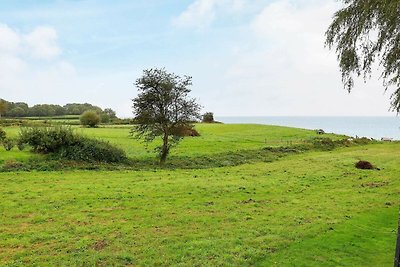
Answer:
[216, 116, 400, 140]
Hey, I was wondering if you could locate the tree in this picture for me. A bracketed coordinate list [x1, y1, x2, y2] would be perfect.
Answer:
[202, 112, 214, 123]
[131, 68, 201, 164]
[8, 107, 26, 117]
[325, 0, 400, 112]
[0, 99, 8, 119]
[80, 110, 100, 127]
[104, 108, 117, 119]
[100, 113, 110, 123]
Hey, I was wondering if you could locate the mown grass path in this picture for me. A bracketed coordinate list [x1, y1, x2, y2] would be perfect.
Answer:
[0, 143, 399, 266]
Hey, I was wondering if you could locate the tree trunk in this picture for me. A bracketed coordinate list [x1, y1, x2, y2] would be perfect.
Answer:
[160, 132, 169, 165]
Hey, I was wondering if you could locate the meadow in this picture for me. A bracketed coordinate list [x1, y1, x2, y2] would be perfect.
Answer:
[1, 124, 343, 160]
[0, 124, 399, 266]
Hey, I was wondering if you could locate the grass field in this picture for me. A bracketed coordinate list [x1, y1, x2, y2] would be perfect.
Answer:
[1, 124, 343, 161]
[0, 124, 398, 266]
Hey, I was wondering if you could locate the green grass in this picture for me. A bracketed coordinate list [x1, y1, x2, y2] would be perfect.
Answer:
[0, 143, 399, 266]
[3, 124, 343, 158]
[3, 124, 343, 159]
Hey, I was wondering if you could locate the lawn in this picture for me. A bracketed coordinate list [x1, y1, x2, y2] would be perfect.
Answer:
[0, 142, 399, 266]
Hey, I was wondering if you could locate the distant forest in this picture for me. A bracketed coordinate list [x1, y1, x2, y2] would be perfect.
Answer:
[0, 99, 117, 118]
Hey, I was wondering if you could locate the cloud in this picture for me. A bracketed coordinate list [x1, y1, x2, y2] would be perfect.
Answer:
[198, 0, 393, 116]
[0, 24, 73, 102]
[172, 0, 246, 29]
[0, 24, 61, 60]
[0, 24, 21, 53]
[24, 26, 61, 59]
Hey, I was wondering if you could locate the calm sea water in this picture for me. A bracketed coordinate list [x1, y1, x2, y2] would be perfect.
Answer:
[216, 116, 400, 140]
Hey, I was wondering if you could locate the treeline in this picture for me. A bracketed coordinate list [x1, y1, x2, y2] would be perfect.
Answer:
[0, 99, 117, 119]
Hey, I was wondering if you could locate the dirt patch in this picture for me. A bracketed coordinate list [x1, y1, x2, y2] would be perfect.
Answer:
[361, 182, 388, 188]
[355, 160, 374, 170]
[238, 199, 257, 204]
[91, 239, 108, 251]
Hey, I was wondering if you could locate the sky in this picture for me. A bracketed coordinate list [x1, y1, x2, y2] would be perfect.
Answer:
[0, 0, 396, 117]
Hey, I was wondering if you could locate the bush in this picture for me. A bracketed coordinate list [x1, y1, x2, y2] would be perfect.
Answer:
[19, 127, 76, 153]
[57, 137, 127, 163]
[171, 125, 200, 137]
[80, 110, 100, 127]
[3, 138, 15, 151]
[0, 128, 6, 141]
[17, 141, 25, 151]
[19, 127, 127, 163]
[202, 112, 214, 123]
[2, 160, 24, 170]
[100, 113, 110, 124]
[309, 137, 335, 150]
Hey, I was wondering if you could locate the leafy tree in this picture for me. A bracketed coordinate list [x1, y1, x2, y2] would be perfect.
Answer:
[104, 108, 117, 119]
[8, 107, 26, 117]
[0, 99, 8, 119]
[202, 112, 214, 123]
[64, 103, 102, 115]
[325, 0, 400, 112]
[131, 68, 201, 164]
[100, 113, 110, 123]
[80, 110, 100, 127]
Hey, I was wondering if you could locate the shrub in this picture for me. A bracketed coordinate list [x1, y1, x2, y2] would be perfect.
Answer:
[80, 110, 100, 127]
[171, 125, 200, 137]
[19, 127, 127, 163]
[309, 137, 335, 150]
[202, 112, 214, 123]
[57, 137, 127, 163]
[0, 128, 6, 141]
[2, 160, 24, 170]
[19, 127, 76, 153]
[3, 138, 15, 151]
[17, 141, 25, 151]
[100, 113, 110, 124]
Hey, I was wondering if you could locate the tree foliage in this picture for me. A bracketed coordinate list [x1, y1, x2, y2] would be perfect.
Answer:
[202, 112, 215, 123]
[325, 0, 400, 112]
[0, 99, 116, 118]
[0, 100, 8, 118]
[131, 68, 201, 164]
[80, 110, 100, 127]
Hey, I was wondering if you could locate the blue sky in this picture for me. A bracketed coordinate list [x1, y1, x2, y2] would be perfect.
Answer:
[0, 0, 396, 117]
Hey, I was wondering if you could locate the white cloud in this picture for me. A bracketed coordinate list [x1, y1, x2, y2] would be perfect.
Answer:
[0, 24, 61, 60]
[0, 24, 21, 53]
[172, 0, 246, 29]
[24, 26, 61, 59]
[0, 23, 136, 117]
[0, 24, 73, 102]
[202, 0, 394, 116]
